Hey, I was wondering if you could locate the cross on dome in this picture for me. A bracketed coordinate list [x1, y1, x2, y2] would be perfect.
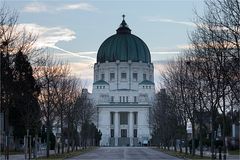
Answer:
[122, 14, 125, 20]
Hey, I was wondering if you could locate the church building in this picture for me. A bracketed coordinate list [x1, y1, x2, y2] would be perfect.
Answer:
[92, 16, 155, 146]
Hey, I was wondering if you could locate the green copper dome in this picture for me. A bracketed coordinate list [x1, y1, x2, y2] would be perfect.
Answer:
[97, 16, 151, 63]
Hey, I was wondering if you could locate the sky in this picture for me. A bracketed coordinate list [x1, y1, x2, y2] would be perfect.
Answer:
[4, 0, 205, 92]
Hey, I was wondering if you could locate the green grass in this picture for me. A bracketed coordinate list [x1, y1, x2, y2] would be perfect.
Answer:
[156, 148, 211, 160]
[228, 149, 240, 155]
[37, 147, 97, 160]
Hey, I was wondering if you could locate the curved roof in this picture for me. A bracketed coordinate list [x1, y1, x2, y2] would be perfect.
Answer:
[93, 80, 109, 85]
[97, 17, 151, 63]
[139, 80, 155, 85]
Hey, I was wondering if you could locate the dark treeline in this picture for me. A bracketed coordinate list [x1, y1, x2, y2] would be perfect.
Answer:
[152, 0, 239, 159]
[0, 5, 101, 158]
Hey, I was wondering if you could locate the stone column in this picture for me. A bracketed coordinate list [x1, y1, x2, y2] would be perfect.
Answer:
[114, 112, 119, 146]
[129, 112, 133, 146]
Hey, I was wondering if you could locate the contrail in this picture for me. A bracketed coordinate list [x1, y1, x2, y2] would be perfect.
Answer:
[51, 45, 96, 61]
[51, 46, 180, 60]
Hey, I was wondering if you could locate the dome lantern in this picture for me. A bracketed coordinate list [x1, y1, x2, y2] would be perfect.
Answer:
[117, 14, 131, 34]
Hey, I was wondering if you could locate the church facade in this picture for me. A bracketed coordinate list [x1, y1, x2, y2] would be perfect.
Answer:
[92, 16, 155, 146]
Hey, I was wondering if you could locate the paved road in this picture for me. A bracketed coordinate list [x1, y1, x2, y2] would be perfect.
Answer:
[68, 147, 181, 160]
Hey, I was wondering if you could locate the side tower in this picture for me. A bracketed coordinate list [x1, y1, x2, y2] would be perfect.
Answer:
[92, 16, 155, 146]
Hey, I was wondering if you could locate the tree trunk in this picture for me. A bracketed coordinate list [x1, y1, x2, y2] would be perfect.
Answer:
[34, 134, 38, 158]
[67, 121, 70, 153]
[191, 120, 195, 156]
[210, 85, 215, 159]
[174, 139, 177, 152]
[223, 114, 227, 160]
[199, 117, 203, 157]
[60, 110, 64, 154]
[199, 91, 203, 157]
[222, 88, 227, 160]
[4, 109, 9, 160]
[191, 88, 197, 156]
[46, 80, 50, 157]
[46, 119, 50, 157]
[184, 120, 188, 155]
[179, 138, 182, 153]
[211, 109, 215, 159]
[71, 129, 74, 152]
[71, 140, 74, 152]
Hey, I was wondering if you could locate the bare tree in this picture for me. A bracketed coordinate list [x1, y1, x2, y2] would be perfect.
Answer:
[152, 89, 182, 151]
[150, 0, 239, 159]
[50, 63, 71, 154]
[190, 0, 240, 158]
[35, 55, 68, 157]
[161, 59, 191, 154]
[74, 89, 96, 148]
[63, 78, 80, 152]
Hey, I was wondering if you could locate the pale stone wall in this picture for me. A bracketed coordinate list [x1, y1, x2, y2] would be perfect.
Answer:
[92, 60, 155, 146]
[97, 106, 151, 146]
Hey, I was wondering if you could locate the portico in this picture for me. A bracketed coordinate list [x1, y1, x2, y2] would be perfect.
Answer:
[96, 103, 152, 146]
[111, 111, 136, 146]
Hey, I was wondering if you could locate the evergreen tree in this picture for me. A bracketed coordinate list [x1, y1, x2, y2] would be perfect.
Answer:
[0, 52, 13, 113]
[9, 51, 41, 138]
[0, 51, 14, 155]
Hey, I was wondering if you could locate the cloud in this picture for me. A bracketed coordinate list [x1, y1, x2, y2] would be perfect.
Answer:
[176, 44, 193, 50]
[151, 51, 180, 55]
[18, 23, 75, 47]
[151, 51, 181, 63]
[145, 17, 196, 27]
[70, 62, 93, 78]
[23, 2, 97, 13]
[23, 2, 48, 13]
[70, 62, 94, 91]
[18, 23, 96, 61]
[57, 3, 97, 11]
[152, 60, 173, 65]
